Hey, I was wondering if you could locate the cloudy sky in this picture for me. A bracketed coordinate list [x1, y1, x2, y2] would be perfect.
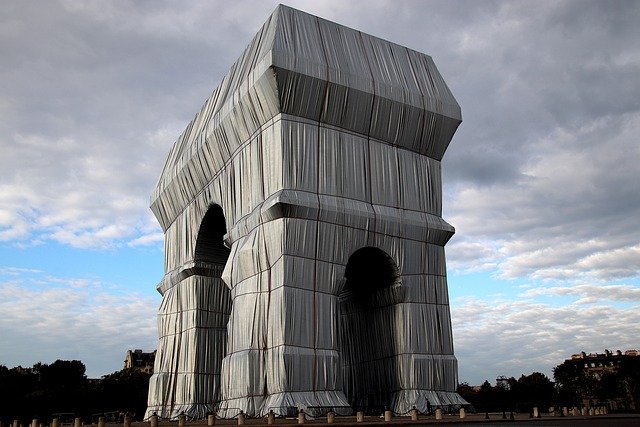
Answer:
[1, 0, 639, 385]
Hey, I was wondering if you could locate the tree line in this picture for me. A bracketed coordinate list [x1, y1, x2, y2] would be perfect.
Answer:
[457, 372, 555, 414]
[554, 354, 640, 412]
[0, 361, 150, 423]
[458, 356, 640, 414]
[3, 356, 639, 421]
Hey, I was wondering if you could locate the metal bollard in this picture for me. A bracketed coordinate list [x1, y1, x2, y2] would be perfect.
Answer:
[31, 419, 38, 427]
[51, 419, 59, 427]
[435, 408, 443, 420]
[124, 416, 132, 427]
[459, 408, 466, 419]
[327, 411, 335, 424]
[384, 410, 392, 422]
[98, 417, 105, 427]
[150, 415, 158, 427]
[207, 414, 215, 426]
[13, 420, 18, 427]
[177, 413, 185, 427]
[74, 418, 82, 427]
[237, 411, 245, 426]
[267, 410, 275, 425]
[410, 407, 418, 421]
[298, 410, 305, 424]
[533, 407, 539, 418]
[356, 411, 364, 423]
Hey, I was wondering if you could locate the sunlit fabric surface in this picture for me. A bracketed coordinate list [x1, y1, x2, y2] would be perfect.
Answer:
[146, 5, 466, 420]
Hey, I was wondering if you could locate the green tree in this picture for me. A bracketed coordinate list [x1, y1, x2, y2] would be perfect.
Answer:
[99, 368, 151, 419]
[512, 372, 554, 412]
[476, 380, 494, 412]
[456, 382, 477, 406]
[493, 379, 513, 412]
[34, 360, 86, 388]
[0, 365, 38, 418]
[554, 359, 589, 406]
[29, 360, 90, 418]
[617, 357, 640, 411]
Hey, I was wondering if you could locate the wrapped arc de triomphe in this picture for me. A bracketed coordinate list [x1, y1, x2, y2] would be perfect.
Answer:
[145, 5, 466, 420]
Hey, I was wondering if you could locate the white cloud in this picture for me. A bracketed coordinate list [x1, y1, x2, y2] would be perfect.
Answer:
[0, 210, 30, 241]
[0, 129, 165, 248]
[452, 295, 640, 384]
[128, 232, 164, 247]
[447, 113, 640, 283]
[521, 283, 640, 303]
[446, 237, 500, 273]
[0, 266, 42, 275]
[0, 269, 159, 377]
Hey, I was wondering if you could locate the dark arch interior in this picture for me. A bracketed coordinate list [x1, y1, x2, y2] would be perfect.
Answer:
[341, 246, 400, 411]
[344, 247, 399, 295]
[194, 204, 231, 265]
[192, 204, 232, 405]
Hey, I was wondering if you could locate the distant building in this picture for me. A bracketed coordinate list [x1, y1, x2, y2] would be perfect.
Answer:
[568, 349, 639, 380]
[124, 349, 156, 374]
[562, 349, 640, 410]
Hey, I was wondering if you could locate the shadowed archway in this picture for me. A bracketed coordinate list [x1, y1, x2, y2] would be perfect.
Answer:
[195, 204, 231, 266]
[192, 204, 232, 405]
[340, 247, 401, 412]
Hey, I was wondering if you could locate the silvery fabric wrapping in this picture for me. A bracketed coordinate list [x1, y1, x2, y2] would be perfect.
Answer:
[146, 5, 466, 420]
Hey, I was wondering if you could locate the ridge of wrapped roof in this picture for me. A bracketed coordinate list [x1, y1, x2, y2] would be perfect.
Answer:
[151, 4, 461, 227]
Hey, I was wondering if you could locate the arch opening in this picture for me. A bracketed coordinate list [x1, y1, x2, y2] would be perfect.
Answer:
[343, 247, 399, 296]
[340, 247, 400, 412]
[192, 204, 232, 406]
[195, 204, 231, 265]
